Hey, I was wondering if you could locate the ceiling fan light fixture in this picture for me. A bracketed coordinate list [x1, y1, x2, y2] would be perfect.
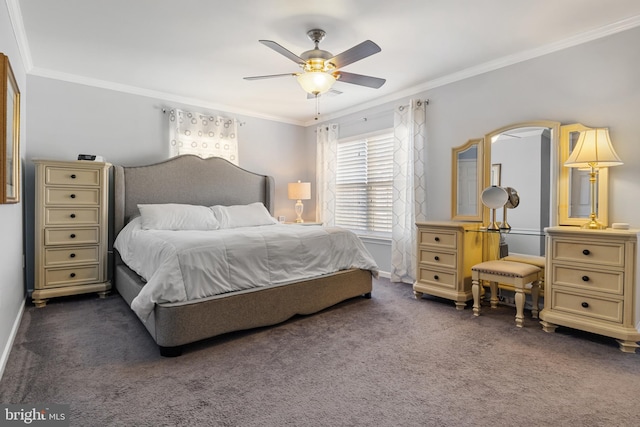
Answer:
[296, 71, 336, 95]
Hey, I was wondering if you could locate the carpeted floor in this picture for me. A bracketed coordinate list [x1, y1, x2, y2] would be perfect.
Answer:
[2, 277, 640, 426]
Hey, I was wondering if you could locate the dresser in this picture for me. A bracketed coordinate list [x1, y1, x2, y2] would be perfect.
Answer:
[414, 221, 483, 309]
[540, 226, 640, 353]
[32, 160, 112, 307]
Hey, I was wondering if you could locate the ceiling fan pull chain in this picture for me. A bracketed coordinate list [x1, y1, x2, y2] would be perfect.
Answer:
[315, 94, 320, 120]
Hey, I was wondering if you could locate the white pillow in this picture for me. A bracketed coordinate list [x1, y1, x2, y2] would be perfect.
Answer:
[138, 204, 220, 230]
[210, 202, 277, 229]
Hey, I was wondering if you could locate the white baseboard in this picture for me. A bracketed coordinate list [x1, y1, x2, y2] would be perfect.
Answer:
[0, 296, 26, 381]
[377, 270, 391, 279]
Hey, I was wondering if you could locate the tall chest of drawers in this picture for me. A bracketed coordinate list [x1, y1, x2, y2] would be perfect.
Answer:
[540, 226, 640, 353]
[413, 221, 483, 309]
[32, 160, 112, 307]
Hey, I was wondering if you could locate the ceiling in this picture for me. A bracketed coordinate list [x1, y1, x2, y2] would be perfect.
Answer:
[13, 0, 640, 125]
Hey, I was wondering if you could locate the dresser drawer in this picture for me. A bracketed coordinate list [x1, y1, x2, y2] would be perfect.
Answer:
[552, 265, 623, 295]
[552, 289, 623, 324]
[419, 229, 457, 249]
[44, 246, 99, 266]
[552, 239, 625, 267]
[418, 267, 456, 289]
[44, 227, 100, 246]
[43, 265, 100, 288]
[45, 166, 101, 186]
[419, 249, 456, 269]
[45, 188, 100, 206]
[45, 207, 99, 225]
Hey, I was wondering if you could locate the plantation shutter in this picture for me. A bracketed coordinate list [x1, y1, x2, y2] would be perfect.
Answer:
[336, 132, 393, 235]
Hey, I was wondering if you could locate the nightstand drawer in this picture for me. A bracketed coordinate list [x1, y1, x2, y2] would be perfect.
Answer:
[44, 227, 100, 246]
[419, 249, 456, 269]
[553, 265, 623, 295]
[552, 239, 625, 267]
[419, 229, 457, 249]
[44, 246, 99, 266]
[418, 267, 456, 289]
[552, 290, 623, 324]
[44, 265, 100, 288]
[45, 207, 99, 225]
[45, 188, 100, 206]
[45, 167, 100, 186]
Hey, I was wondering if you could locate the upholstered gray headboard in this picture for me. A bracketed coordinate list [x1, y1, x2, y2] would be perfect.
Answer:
[113, 155, 275, 235]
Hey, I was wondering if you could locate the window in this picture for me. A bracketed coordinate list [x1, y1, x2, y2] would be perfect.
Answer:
[335, 131, 394, 236]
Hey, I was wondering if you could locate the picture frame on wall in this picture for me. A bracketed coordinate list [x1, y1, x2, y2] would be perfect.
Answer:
[1, 53, 21, 204]
[491, 163, 501, 186]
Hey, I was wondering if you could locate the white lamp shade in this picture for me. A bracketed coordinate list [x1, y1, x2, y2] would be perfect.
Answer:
[481, 186, 508, 209]
[564, 128, 623, 168]
[288, 181, 311, 200]
[296, 72, 336, 95]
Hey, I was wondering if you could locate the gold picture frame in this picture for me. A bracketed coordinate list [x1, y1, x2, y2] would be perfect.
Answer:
[1, 53, 20, 203]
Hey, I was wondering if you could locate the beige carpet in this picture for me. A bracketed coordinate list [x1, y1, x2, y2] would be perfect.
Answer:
[2, 277, 640, 426]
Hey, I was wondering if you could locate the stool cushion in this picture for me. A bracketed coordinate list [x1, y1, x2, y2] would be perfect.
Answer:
[471, 260, 541, 278]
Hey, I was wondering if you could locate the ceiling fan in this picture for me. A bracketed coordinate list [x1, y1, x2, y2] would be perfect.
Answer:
[244, 29, 386, 98]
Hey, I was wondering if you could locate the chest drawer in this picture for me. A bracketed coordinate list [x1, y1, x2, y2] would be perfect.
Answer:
[45, 188, 100, 206]
[552, 289, 623, 324]
[45, 167, 101, 186]
[419, 229, 457, 249]
[418, 267, 457, 289]
[44, 227, 100, 246]
[552, 265, 623, 295]
[45, 207, 99, 225]
[44, 246, 99, 266]
[44, 265, 100, 288]
[552, 239, 625, 267]
[419, 249, 456, 269]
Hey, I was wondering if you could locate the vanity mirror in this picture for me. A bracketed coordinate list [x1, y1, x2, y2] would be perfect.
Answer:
[558, 123, 609, 227]
[451, 138, 483, 221]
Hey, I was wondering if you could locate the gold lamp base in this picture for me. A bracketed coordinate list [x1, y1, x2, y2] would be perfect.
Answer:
[581, 217, 607, 230]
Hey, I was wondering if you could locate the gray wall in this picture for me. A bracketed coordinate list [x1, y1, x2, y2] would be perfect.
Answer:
[309, 26, 640, 272]
[0, 2, 28, 376]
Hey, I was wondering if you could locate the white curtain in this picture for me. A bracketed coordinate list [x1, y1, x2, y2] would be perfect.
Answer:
[391, 99, 427, 283]
[168, 108, 239, 165]
[316, 124, 339, 226]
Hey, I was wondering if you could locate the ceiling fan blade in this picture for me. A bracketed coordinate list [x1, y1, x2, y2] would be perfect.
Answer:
[334, 71, 386, 89]
[259, 40, 305, 65]
[328, 40, 381, 69]
[243, 73, 297, 80]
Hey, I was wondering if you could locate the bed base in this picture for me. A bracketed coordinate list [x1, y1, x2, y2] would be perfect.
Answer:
[115, 264, 373, 356]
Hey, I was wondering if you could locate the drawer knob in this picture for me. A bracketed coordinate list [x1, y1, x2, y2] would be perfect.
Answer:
[70, 174, 77, 179]
[70, 273, 76, 278]
[70, 253, 76, 258]
[70, 233, 76, 239]
[582, 249, 590, 256]
[70, 194, 76, 199]
[434, 237, 440, 242]
[434, 256, 440, 261]
[434, 275, 439, 280]
[70, 213, 76, 218]
[581, 302, 589, 308]
[582, 275, 589, 282]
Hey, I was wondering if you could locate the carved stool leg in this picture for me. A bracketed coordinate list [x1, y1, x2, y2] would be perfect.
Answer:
[514, 286, 525, 328]
[472, 278, 481, 316]
[530, 280, 540, 319]
[490, 281, 499, 309]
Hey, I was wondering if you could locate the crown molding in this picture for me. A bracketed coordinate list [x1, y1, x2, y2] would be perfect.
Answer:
[5, 0, 33, 71]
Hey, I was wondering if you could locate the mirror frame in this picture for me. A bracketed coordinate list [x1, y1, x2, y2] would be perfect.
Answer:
[558, 123, 608, 227]
[0, 53, 20, 204]
[482, 121, 561, 227]
[451, 138, 484, 221]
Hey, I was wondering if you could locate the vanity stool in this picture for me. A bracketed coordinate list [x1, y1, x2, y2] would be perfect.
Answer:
[471, 260, 542, 327]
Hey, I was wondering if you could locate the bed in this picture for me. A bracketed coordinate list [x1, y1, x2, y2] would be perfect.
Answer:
[113, 155, 376, 356]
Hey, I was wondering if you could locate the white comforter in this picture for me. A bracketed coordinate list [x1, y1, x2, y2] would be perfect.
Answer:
[114, 217, 378, 320]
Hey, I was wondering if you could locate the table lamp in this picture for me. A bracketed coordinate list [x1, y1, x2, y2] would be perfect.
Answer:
[288, 181, 311, 223]
[564, 128, 623, 230]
